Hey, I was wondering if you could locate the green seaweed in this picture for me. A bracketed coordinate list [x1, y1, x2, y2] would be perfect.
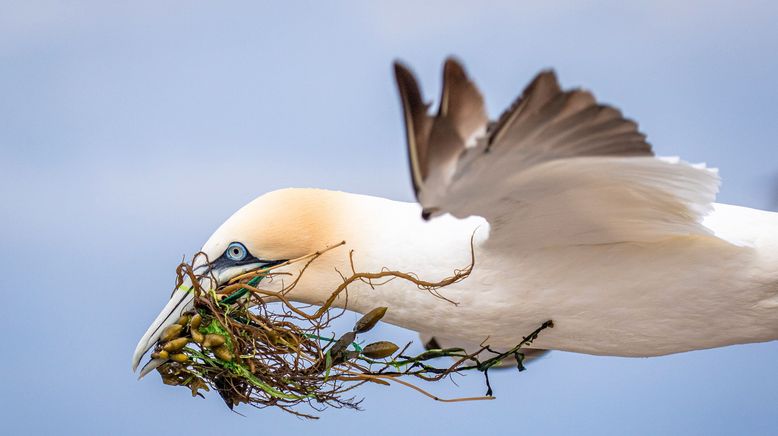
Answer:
[199, 317, 233, 351]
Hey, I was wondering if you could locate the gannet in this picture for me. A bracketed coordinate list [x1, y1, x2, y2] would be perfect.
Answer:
[133, 58, 778, 374]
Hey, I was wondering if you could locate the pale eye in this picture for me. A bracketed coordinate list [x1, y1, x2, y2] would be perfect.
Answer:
[225, 242, 247, 261]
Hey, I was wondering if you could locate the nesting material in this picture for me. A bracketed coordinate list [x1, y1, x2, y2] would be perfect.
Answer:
[148, 243, 552, 419]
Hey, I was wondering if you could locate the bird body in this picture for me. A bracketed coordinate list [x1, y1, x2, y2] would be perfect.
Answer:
[132, 58, 778, 373]
[220, 188, 778, 358]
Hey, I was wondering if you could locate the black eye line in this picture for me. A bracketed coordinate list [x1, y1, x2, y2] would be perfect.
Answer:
[209, 254, 283, 270]
[233, 256, 262, 266]
[199, 242, 290, 272]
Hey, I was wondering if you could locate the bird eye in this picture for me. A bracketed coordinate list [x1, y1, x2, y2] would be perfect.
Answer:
[225, 242, 247, 261]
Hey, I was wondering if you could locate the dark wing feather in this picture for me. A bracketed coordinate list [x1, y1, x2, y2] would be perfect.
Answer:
[393, 62, 432, 195]
[487, 70, 653, 161]
[393, 59, 719, 252]
[393, 58, 488, 200]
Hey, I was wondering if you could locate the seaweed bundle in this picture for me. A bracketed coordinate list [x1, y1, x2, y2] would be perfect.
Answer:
[147, 243, 552, 419]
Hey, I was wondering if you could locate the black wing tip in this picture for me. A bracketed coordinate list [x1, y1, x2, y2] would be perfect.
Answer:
[393, 59, 427, 200]
[392, 60, 415, 82]
[394, 57, 475, 99]
[392, 59, 407, 72]
[393, 60, 423, 104]
[537, 68, 558, 77]
[443, 56, 467, 76]
[533, 69, 558, 83]
[421, 207, 440, 221]
[526, 69, 560, 92]
[424, 336, 442, 350]
[441, 57, 476, 92]
[394, 57, 471, 88]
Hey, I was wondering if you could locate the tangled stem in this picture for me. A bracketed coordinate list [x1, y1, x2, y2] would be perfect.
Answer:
[151, 239, 552, 418]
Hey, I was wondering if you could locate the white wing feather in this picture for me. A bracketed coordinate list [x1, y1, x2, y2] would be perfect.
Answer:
[446, 156, 719, 250]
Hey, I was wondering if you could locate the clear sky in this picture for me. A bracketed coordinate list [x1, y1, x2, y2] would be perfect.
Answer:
[2, 1, 778, 434]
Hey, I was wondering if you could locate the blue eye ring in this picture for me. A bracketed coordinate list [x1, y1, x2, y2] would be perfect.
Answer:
[225, 242, 247, 261]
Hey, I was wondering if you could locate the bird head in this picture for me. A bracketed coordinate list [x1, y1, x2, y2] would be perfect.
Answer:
[131, 188, 348, 373]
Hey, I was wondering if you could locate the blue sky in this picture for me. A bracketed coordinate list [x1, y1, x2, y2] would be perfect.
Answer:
[2, 1, 778, 434]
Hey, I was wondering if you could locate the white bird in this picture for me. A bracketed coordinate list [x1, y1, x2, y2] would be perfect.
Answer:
[133, 58, 778, 374]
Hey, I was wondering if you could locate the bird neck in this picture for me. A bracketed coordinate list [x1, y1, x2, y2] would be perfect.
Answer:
[281, 191, 486, 325]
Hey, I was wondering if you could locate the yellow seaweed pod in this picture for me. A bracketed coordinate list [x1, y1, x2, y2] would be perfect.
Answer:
[353, 307, 388, 333]
[163, 337, 190, 352]
[170, 353, 189, 363]
[191, 330, 204, 344]
[190, 313, 202, 330]
[160, 324, 183, 342]
[214, 346, 234, 362]
[362, 341, 399, 359]
[203, 334, 226, 349]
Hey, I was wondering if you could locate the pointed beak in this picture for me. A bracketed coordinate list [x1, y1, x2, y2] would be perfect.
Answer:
[131, 282, 196, 372]
[131, 259, 271, 374]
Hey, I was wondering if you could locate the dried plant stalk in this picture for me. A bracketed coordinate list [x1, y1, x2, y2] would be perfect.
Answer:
[150, 241, 552, 419]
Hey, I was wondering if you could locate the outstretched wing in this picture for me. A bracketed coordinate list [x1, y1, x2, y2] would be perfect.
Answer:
[394, 58, 720, 250]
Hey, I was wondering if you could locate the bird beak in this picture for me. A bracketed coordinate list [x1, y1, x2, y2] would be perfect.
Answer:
[131, 259, 270, 375]
[131, 277, 198, 373]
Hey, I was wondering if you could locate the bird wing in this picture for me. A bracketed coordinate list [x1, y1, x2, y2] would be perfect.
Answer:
[394, 59, 720, 250]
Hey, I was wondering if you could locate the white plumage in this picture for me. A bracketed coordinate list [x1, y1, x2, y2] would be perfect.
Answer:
[132, 59, 778, 373]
